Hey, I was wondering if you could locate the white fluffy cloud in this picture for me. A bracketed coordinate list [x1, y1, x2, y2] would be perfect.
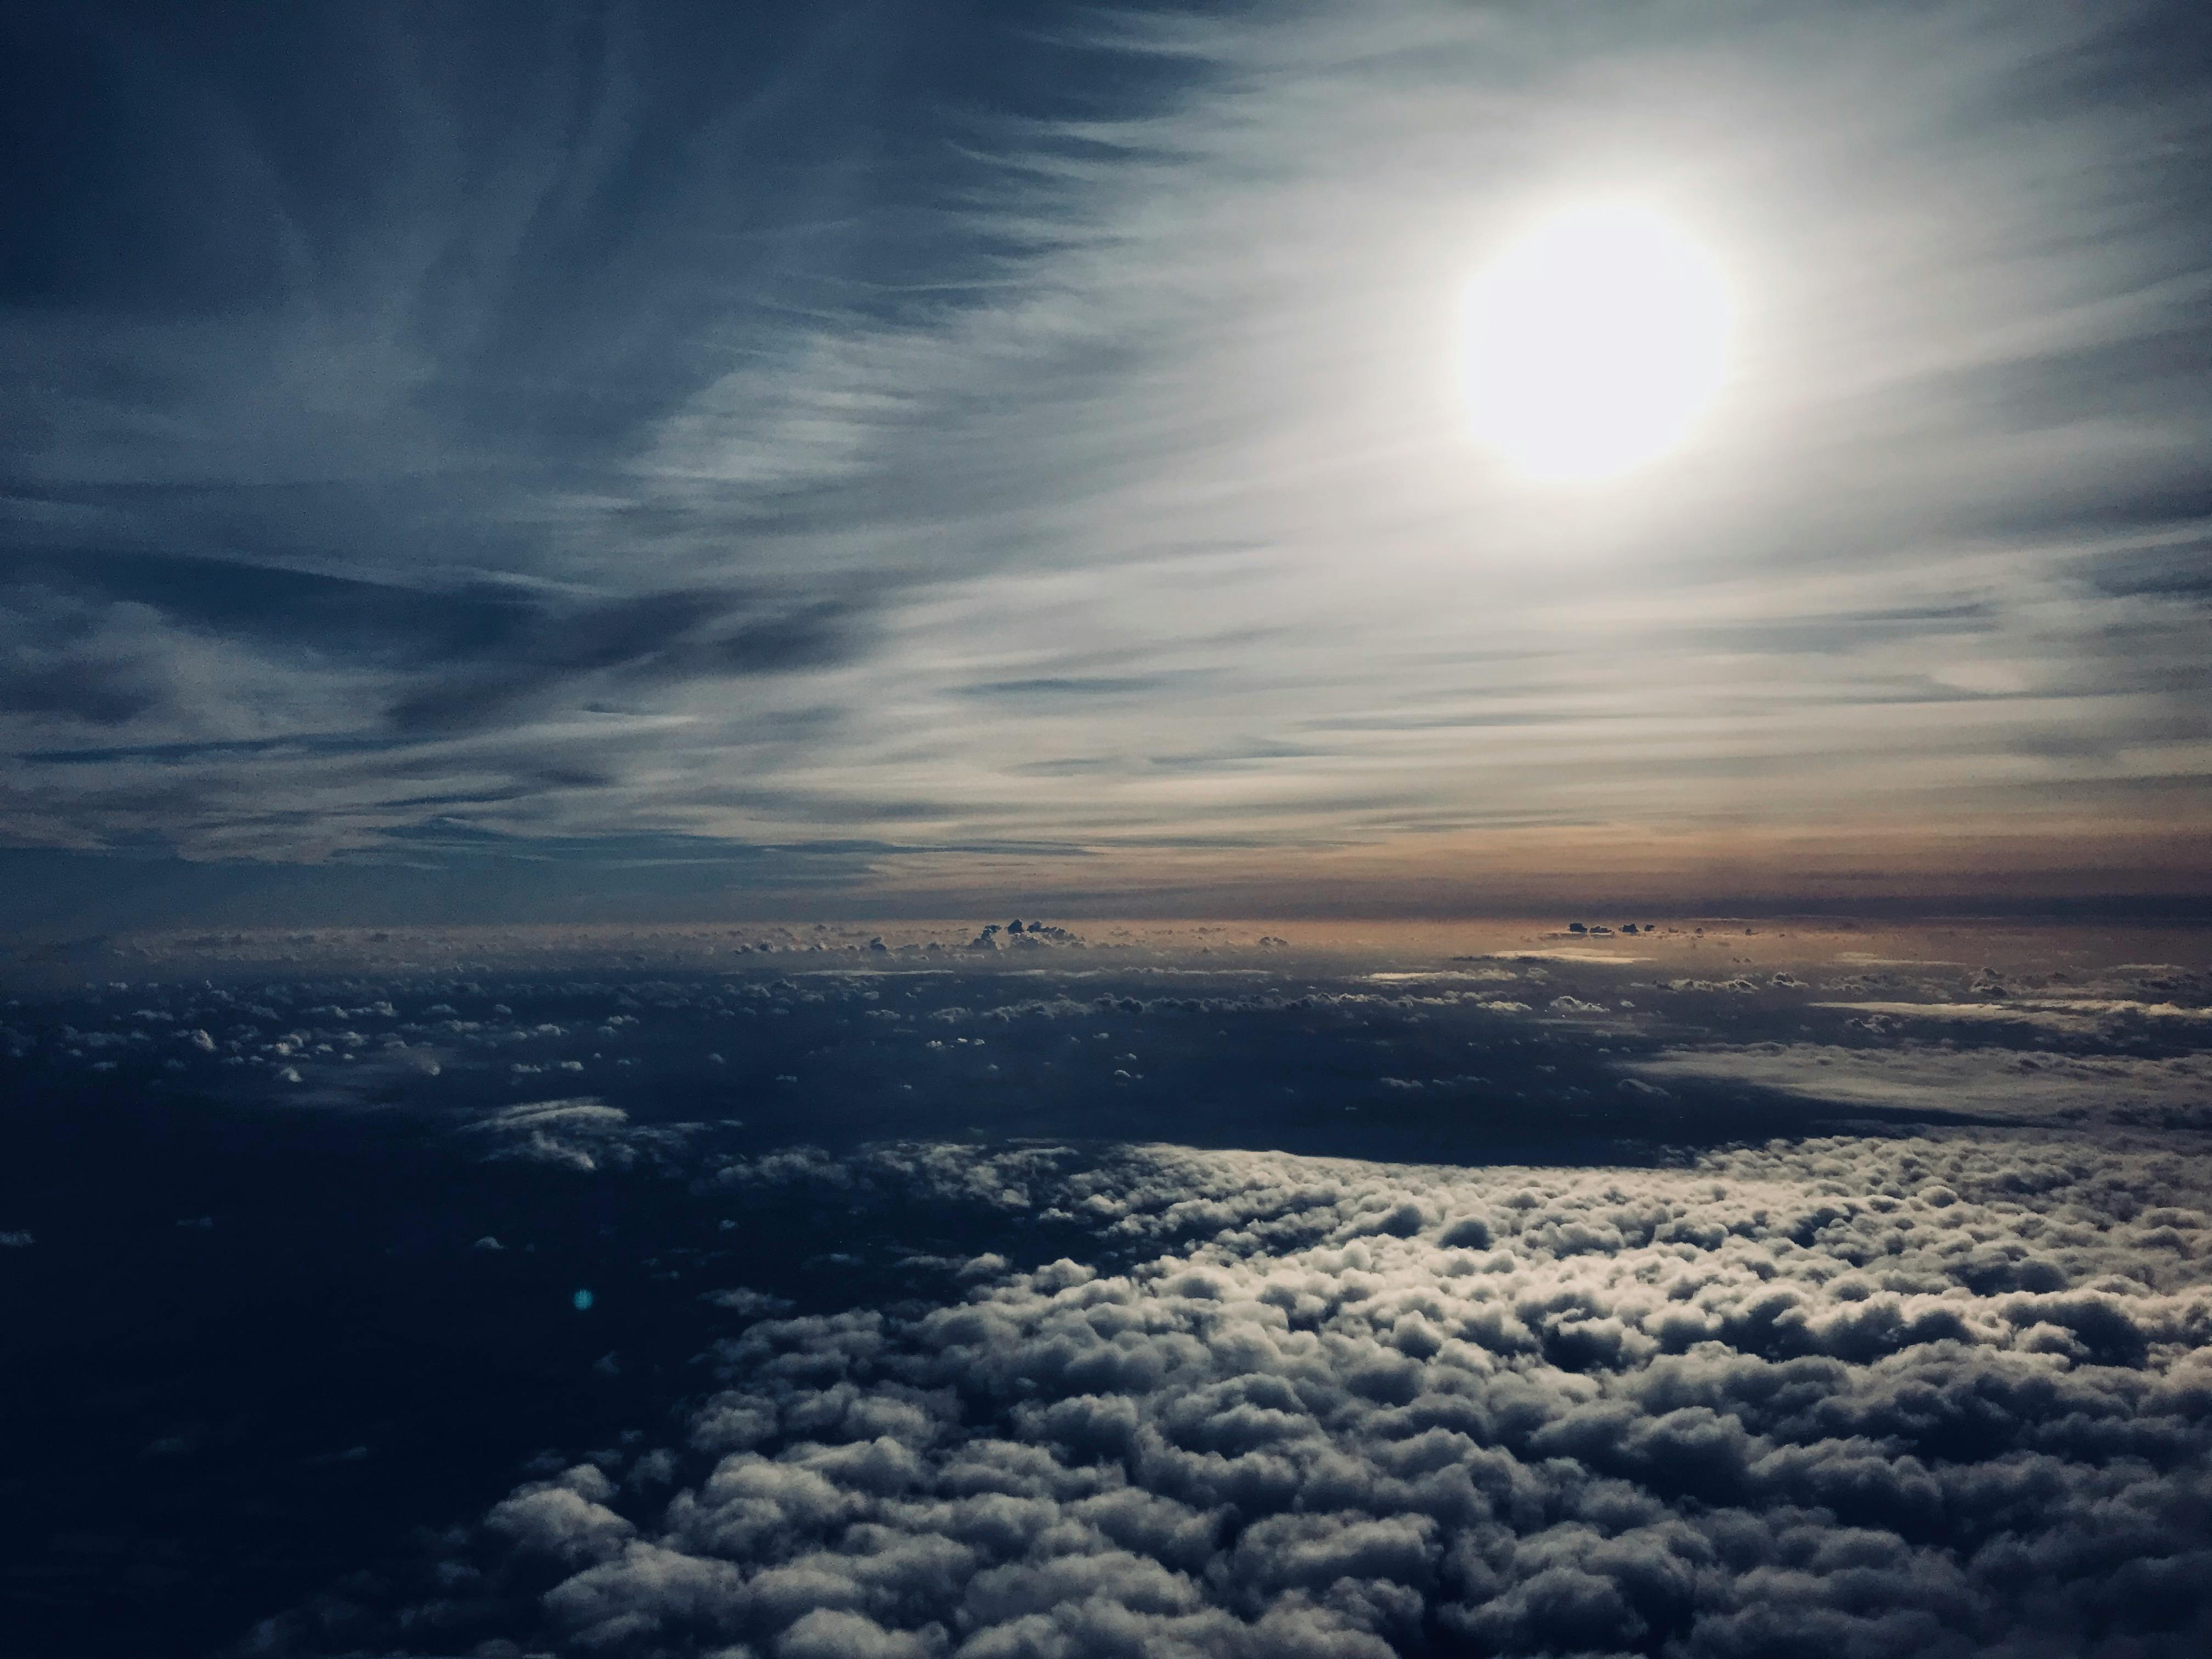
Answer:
[462, 1097, 704, 1173]
[272, 1128, 2212, 1658]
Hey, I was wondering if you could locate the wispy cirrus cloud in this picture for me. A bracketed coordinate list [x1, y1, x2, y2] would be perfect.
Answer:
[2, 2, 2207, 915]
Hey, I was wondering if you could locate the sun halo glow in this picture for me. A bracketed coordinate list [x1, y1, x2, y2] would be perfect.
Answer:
[1463, 203, 1735, 482]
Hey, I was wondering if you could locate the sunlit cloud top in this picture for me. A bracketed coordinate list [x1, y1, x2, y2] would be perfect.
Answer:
[3, 1, 2208, 919]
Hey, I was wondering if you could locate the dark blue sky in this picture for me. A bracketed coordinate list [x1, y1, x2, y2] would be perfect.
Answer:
[4, 1, 2210, 926]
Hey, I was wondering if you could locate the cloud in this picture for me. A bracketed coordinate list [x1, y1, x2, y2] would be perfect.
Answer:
[256, 1125, 2212, 1657]
[1634, 1042, 2212, 1126]
[381, 591, 863, 735]
[11, 934, 2193, 1656]
[1816, 996, 2212, 1034]
[5, 2, 2210, 908]
[462, 1097, 700, 1173]
[708, 1288, 798, 1318]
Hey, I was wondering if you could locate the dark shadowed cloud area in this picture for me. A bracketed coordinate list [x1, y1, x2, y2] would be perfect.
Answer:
[3, 1, 2209, 922]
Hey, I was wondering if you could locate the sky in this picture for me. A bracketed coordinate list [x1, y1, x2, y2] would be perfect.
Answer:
[5, 0, 2211, 926]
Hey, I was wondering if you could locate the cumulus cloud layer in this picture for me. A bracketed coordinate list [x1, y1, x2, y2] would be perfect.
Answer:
[256, 1129, 2212, 1657]
[10, 928, 2203, 1655]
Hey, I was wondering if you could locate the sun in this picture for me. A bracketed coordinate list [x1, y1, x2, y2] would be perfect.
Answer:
[1462, 202, 1734, 482]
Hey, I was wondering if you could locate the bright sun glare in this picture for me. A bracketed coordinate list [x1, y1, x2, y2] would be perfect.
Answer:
[1463, 203, 1734, 482]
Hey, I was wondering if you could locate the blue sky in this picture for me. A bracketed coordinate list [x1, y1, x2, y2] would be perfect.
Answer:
[4, 1, 2209, 922]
